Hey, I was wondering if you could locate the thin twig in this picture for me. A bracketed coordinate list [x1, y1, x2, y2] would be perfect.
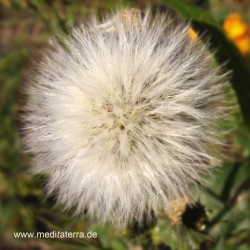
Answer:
[207, 179, 250, 230]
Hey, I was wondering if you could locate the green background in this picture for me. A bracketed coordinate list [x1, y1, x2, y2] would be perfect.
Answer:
[0, 0, 250, 249]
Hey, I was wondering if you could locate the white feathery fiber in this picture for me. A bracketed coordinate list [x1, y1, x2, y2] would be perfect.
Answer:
[21, 9, 228, 225]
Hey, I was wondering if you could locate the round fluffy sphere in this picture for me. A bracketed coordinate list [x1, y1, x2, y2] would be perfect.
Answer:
[21, 9, 227, 225]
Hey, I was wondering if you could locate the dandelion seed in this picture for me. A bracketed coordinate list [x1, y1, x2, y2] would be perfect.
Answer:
[21, 9, 228, 225]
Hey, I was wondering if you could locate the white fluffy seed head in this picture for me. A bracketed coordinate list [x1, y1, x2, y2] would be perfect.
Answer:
[21, 9, 228, 225]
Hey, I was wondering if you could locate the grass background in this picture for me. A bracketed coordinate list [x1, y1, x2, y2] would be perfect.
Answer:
[0, 0, 250, 249]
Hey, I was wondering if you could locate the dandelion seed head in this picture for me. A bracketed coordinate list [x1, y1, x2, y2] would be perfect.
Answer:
[21, 9, 228, 225]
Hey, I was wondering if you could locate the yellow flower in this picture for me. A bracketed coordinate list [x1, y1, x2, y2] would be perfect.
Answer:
[188, 27, 199, 41]
[234, 36, 250, 55]
[223, 13, 250, 55]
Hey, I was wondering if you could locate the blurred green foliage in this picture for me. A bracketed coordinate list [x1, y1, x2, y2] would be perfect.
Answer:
[0, 0, 250, 249]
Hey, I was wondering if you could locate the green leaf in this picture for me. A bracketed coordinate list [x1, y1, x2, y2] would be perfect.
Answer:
[162, 0, 250, 128]
[163, 0, 220, 28]
[111, 240, 127, 250]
